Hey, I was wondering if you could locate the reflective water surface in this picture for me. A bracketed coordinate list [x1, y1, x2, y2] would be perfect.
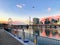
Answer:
[11, 26, 60, 45]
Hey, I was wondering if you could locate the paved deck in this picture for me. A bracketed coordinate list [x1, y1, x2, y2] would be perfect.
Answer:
[0, 29, 23, 45]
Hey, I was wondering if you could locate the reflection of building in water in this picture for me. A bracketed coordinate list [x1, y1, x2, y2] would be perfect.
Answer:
[33, 18, 39, 36]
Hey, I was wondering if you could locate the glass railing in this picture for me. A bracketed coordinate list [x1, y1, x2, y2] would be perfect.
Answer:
[5, 24, 60, 45]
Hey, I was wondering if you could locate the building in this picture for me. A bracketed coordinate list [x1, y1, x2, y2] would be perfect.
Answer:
[33, 18, 40, 36]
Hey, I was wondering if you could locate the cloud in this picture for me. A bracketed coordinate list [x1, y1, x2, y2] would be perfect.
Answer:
[48, 7, 52, 12]
[16, 4, 26, 8]
[16, 4, 23, 8]
[22, 4, 26, 6]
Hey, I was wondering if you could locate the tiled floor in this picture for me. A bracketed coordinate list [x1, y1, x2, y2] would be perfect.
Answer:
[0, 29, 23, 45]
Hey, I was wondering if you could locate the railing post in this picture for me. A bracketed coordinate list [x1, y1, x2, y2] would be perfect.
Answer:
[34, 33, 38, 45]
[22, 28, 25, 40]
[22, 28, 29, 43]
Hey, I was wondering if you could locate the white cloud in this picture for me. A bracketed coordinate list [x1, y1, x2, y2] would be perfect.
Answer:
[16, 4, 26, 8]
[16, 4, 23, 8]
[48, 7, 52, 12]
[22, 4, 26, 6]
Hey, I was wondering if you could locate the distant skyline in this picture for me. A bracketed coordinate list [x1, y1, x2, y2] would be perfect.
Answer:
[0, 0, 60, 24]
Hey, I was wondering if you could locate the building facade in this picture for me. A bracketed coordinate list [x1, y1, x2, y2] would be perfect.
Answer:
[33, 18, 40, 36]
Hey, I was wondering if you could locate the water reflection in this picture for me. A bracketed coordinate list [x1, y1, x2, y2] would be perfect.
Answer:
[41, 27, 60, 39]
[11, 26, 60, 45]
[12, 27, 60, 40]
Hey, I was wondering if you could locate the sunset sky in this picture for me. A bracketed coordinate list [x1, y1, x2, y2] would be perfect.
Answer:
[0, 0, 60, 24]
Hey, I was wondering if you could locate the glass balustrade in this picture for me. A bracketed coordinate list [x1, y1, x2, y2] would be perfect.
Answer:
[6, 24, 60, 45]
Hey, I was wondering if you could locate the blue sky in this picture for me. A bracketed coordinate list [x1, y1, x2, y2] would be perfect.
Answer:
[0, 0, 60, 22]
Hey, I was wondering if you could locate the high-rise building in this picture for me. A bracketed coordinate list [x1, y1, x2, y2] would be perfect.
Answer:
[33, 18, 40, 36]
[33, 18, 39, 24]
